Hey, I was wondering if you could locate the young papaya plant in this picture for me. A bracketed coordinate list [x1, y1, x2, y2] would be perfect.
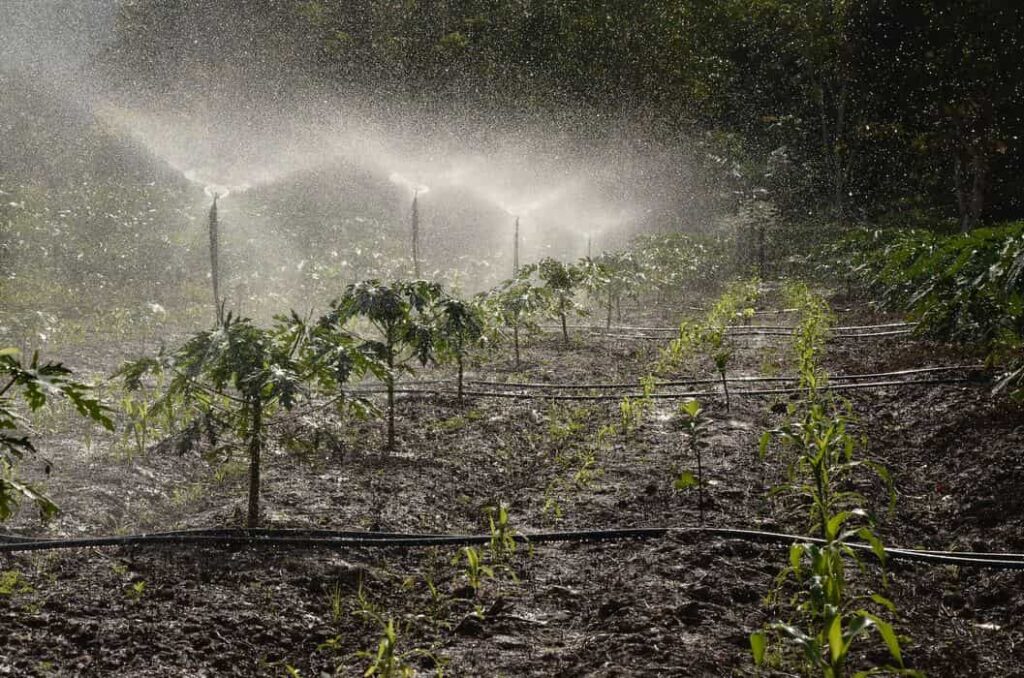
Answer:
[0, 348, 113, 520]
[537, 257, 586, 346]
[433, 297, 486, 402]
[675, 398, 709, 524]
[120, 315, 309, 527]
[482, 277, 547, 370]
[327, 279, 443, 450]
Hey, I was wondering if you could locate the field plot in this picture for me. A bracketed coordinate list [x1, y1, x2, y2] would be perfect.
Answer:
[3, 281, 1021, 677]
[3, 2, 1024, 676]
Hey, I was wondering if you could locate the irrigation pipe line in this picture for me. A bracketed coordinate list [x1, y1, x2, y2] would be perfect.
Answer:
[462, 365, 984, 391]
[346, 377, 984, 402]
[592, 329, 917, 341]
[3, 526, 1024, 570]
[575, 322, 916, 333]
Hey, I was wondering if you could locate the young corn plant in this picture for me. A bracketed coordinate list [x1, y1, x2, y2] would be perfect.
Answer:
[618, 374, 656, 436]
[454, 545, 494, 596]
[357, 616, 444, 678]
[674, 399, 709, 524]
[784, 281, 834, 398]
[0, 348, 113, 520]
[754, 400, 914, 677]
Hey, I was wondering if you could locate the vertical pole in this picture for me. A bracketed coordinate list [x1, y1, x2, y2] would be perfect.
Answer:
[411, 192, 421, 278]
[513, 216, 520, 276]
[208, 194, 222, 325]
[587, 234, 592, 259]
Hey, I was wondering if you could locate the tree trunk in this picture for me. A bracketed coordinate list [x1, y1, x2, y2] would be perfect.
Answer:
[606, 290, 613, 329]
[246, 398, 262, 528]
[696, 447, 704, 525]
[560, 311, 568, 346]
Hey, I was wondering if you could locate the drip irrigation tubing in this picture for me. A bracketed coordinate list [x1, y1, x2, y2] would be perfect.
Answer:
[3, 526, 1024, 569]
[577, 322, 916, 333]
[593, 329, 916, 341]
[462, 365, 985, 391]
[347, 377, 985, 402]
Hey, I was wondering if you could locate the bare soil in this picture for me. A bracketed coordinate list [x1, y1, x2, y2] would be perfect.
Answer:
[2, 289, 1022, 677]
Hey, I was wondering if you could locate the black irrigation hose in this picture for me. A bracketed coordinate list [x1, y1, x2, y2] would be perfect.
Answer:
[349, 377, 984, 402]
[3, 526, 1024, 569]
[595, 330, 917, 340]
[463, 365, 984, 391]
[579, 322, 916, 333]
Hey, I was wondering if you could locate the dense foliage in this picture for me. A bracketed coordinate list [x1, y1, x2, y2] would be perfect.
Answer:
[826, 222, 1024, 396]
[102, 0, 1024, 227]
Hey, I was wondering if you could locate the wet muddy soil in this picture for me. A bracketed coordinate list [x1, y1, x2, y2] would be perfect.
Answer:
[2, 289, 1022, 676]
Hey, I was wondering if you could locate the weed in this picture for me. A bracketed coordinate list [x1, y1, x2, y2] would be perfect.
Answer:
[0, 570, 32, 596]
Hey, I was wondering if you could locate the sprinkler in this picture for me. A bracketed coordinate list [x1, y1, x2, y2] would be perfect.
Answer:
[208, 193, 223, 324]
[513, 215, 520, 276]
[389, 173, 430, 279]
[411, 190, 421, 278]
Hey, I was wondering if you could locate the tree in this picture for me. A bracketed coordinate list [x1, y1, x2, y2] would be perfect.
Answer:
[483, 277, 548, 370]
[1, 348, 112, 521]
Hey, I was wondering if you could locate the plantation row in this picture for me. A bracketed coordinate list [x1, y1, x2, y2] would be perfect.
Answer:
[0, 232, 735, 529]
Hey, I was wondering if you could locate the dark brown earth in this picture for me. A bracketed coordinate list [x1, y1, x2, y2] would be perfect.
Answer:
[2, 286, 1023, 677]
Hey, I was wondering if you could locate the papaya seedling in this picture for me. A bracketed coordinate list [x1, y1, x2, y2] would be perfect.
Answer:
[120, 315, 310, 527]
[483, 278, 547, 370]
[434, 297, 486, 402]
[537, 257, 586, 346]
[327, 279, 443, 450]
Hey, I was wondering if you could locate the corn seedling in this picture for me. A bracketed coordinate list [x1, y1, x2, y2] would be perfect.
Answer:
[675, 399, 709, 523]
[454, 545, 494, 596]
[619, 375, 656, 436]
[754, 399, 912, 677]
[486, 503, 519, 564]
[357, 617, 431, 678]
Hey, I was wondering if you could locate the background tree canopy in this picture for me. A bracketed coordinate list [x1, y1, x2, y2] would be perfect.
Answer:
[101, 0, 1023, 230]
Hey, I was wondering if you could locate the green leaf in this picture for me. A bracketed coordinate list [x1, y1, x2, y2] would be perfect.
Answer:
[749, 631, 767, 665]
[828, 615, 843, 664]
[861, 612, 904, 667]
